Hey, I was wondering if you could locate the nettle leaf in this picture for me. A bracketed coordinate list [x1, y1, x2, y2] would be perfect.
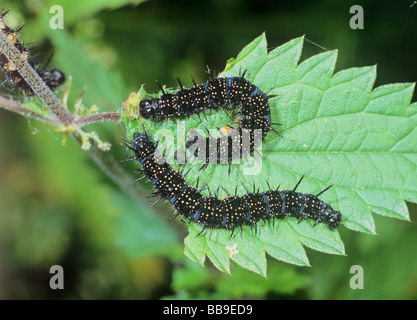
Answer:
[122, 34, 417, 276]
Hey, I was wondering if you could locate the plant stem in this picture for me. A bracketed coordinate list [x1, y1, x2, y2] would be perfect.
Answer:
[75, 112, 121, 127]
[0, 98, 121, 129]
[0, 95, 60, 126]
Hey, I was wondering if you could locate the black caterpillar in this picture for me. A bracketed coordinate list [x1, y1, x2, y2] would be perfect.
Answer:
[127, 130, 342, 234]
[137, 72, 280, 170]
[0, 8, 65, 93]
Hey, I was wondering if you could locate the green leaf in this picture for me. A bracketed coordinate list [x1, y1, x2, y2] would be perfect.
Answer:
[122, 34, 417, 275]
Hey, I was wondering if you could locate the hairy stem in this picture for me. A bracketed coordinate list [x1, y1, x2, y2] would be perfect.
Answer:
[0, 95, 60, 126]
[0, 97, 121, 129]
[75, 112, 121, 127]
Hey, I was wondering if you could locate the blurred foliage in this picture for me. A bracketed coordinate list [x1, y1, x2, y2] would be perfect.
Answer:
[0, 0, 416, 299]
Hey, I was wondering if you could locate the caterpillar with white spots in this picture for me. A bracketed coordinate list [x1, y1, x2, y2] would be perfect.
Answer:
[0, 8, 65, 93]
[137, 72, 280, 171]
[127, 130, 342, 234]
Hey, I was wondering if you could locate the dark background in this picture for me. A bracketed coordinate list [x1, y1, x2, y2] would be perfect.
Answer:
[0, 0, 416, 299]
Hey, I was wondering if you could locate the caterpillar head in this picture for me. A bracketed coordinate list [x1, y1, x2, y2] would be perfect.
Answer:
[39, 69, 66, 89]
[131, 132, 157, 161]
[139, 99, 158, 119]
[323, 207, 342, 230]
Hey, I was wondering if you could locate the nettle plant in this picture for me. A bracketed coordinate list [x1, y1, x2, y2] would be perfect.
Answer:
[1, 11, 416, 277]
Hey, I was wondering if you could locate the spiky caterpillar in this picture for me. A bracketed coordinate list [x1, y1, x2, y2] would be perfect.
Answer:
[137, 73, 280, 169]
[0, 8, 65, 93]
[128, 130, 342, 234]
